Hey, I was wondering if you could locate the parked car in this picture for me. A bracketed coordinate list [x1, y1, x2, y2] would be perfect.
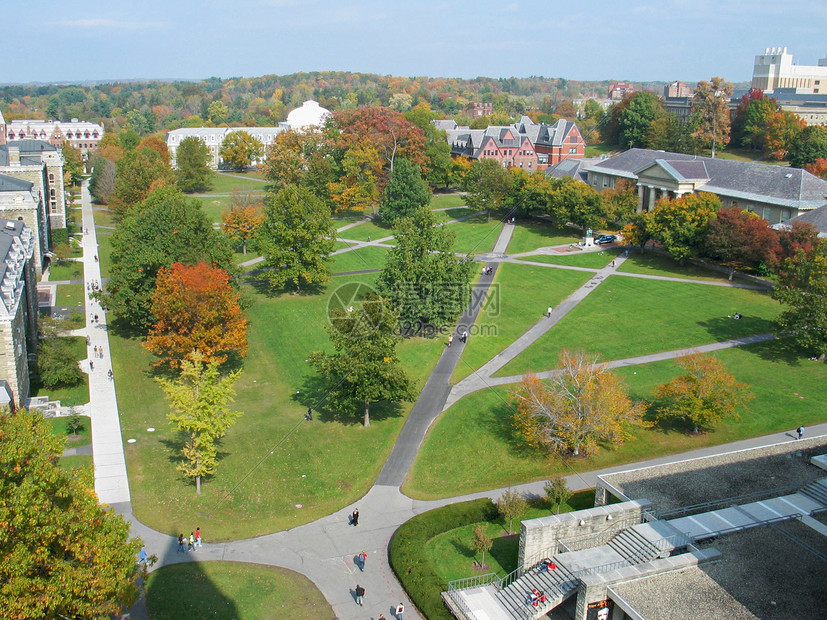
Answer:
[595, 234, 617, 245]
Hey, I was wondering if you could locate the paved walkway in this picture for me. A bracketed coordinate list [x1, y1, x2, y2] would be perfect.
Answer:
[79, 179, 131, 505]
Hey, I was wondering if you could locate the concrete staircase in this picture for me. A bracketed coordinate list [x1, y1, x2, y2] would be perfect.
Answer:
[495, 561, 578, 619]
[798, 479, 827, 509]
[607, 527, 663, 564]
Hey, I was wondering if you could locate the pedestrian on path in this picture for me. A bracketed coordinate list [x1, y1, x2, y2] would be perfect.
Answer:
[395, 602, 405, 619]
[188, 532, 195, 551]
[89, 360, 94, 371]
[138, 545, 148, 565]
[354, 584, 365, 606]
[547, 306, 553, 318]
[460, 330, 468, 343]
[195, 527, 202, 548]
[107, 369, 113, 380]
[447, 334, 453, 347]
[86, 335, 90, 346]
[93, 345, 98, 357]
[797, 426, 805, 440]
[177, 534, 186, 553]
[351, 508, 359, 526]
[358, 550, 367, 571]
[99, 346, 104, 359]
[612, 259, 616, 267]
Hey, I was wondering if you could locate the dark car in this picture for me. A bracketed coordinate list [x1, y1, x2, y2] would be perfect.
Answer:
[595, 234, 617, 245]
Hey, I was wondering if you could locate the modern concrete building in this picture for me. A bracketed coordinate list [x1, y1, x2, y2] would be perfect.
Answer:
[166, 99, 330, 169]
[753, 47, 827, 94]
[584, 148, 827, 224]
[0, 218, 38, 408]
[446, 437, 827, 620]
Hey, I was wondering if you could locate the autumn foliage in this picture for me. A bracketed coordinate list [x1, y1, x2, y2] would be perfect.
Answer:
[144, 262, 248, 367]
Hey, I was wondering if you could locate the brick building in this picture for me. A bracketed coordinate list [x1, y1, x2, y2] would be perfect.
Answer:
[609, 83, 634, 101]
[663, 81, 691, 98]
[5, 119, 104, 153]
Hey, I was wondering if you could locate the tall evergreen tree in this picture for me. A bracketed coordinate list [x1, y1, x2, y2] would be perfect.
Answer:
[379, 158, 431, 224]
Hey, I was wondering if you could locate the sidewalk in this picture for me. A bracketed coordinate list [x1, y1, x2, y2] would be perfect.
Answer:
[79, 179, 131, 505]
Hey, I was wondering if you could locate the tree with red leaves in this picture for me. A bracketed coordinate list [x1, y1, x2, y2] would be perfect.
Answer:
[702, 207, 780, 279]
[144, 262, 248, 368]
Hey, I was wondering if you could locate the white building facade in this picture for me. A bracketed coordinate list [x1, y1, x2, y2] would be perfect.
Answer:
[753, 47, 827, 94]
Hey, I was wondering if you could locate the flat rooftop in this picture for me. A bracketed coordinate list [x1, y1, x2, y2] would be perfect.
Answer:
[599, 436, 827, 514]
[610, 520, 827, 619]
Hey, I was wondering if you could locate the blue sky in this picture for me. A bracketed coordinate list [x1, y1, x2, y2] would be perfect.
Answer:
[3, 0, 825, 84]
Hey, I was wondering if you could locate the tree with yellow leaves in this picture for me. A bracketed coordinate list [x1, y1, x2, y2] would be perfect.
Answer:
[511, 350, 647, 456]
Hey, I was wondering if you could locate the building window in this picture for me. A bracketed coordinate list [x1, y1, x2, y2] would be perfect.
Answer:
[569, 147, 577, 153]
[49, 173, 54, 182]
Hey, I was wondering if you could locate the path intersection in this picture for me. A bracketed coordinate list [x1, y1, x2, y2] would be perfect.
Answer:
[70, 197, 821, 620]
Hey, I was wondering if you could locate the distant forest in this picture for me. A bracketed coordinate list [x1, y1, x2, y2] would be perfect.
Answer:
[0, 71, 748, 133]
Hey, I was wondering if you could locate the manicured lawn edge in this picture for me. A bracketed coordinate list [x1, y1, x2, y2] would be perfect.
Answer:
[389, 498, 497, 620]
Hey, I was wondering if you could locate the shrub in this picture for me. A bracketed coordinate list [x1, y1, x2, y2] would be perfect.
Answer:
[37, 338, 84, 389]
[389, 498, 496, 620]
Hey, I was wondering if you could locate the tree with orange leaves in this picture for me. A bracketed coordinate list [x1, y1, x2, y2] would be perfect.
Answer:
[805, 158, 827, 180]
[144, 262, 248, 368]
[221, 191, 264, 254]
[511, 350, 647, 456]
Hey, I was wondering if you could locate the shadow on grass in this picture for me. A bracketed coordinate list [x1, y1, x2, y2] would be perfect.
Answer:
[697, 315, 776, 347]
[293, 373, 406, 426]
[487, 397, 553, 461]
[145, 562, 238, 620]
[247, 277, 327, 299]
[489, 534, 520, 574]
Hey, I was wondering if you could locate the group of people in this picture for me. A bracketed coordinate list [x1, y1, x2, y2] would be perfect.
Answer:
[530, 588, 547, 607]
[92, 345, 105, 359]
[481, 266, 493, 275]
[86, 280, 101, 294]
[176, 528, 203, 552]
[352, 585, 404, 619]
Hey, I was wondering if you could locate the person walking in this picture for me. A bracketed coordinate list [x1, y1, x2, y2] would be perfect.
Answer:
[395, 602, 405, 619]
[547, 306, 553, 318]
[358, 550, 367, 571]
[177, 534, 186, 553]
[351, 508, 359, 526]
[797, 426, 805, 440]
[89, 360, 94, 371]
[188, 533, 195, 552]
[354, 584, 365, 606]
[460, 330, 468, 343]
[138, 545, 148, 565]
[195, 527, 202, 548]
[447, 334, 453, 347]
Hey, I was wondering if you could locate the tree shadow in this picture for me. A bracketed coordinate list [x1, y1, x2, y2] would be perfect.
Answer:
[489, 534, 520, 574]
[142, 558, 239, 619]
[696, 315, 776, 348]
[486, 397, 551, 460]
[246, 277, 326, 299]
[450, 538, 475, 560]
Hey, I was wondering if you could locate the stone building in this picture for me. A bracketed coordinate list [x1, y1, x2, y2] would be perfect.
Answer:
[4, 118, 104, 153]
[0, 174, 49, 276]
[584, 148, 827, 224]
[0, 218, 38, 408]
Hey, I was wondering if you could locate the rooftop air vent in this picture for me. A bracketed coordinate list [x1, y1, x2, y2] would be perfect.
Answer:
[785, 173, 793, 178]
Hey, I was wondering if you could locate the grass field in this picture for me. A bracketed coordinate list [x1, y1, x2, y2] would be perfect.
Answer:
[448, 213, 502, 255]
[430, 193, 467, 210]
[584, 143, 616, 158]
[496, 275, 781, 377]
[55, 283, 85, 308]
[515, 249, 620, 269]
[145, 562, 333, 620]
[195, 195, 233, 223]
[115, 272, 444, 540]
[506, 221, 582, 255]
[337, 219, 393, 242]
[330, 245, 388, 273]
[48, 415, 92, 447]
[452, 263, 592, 383]
[618, 252, 740, 282]
[210, 172, 268, 193]
[405, 339, 827, 499]
[48, 259, 83, 282]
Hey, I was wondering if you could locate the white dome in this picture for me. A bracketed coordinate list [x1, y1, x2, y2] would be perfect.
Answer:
[286, 100, 330, 130]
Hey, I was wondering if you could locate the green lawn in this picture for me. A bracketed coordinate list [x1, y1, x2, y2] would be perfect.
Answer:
[430, 194, 467, 210]
[145, 562, 333, 620]
[448, 213, 502, 255]
[57, 455, 93, 471]
[337, 219, 393, 242]
[31, 337, 89, 407]
[427, 492, 595, 581]
[48, 259, 83, 281]
[195, 195, 233, 223]
[55, 283, 85, 308]
[584, 143, 616, 158]
[515, 249, 620, 269]
[452, 263, 592, 383]
[497, 275, 782, 377]
[115, 274, 444, 540]
[405, 339, 827, 499]
[48, 415, 92, 447]
[506, 221, 581, 255]
[91, 207, 116, 230]
[618, 252, 740, 282]
[210, 172, 268, 193]
[330, 245, 389, 273]
[97, 234, 113, 278]
[716, 148, 789, 165]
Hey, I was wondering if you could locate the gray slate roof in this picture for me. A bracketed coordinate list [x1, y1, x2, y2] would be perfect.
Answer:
[782, 205, 827, 235]
[0, 174, 34, 192]
[546, 158, 601, 183]
[589, 148, 827, 211]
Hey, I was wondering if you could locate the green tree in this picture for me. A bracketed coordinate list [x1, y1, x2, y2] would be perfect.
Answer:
[379, 158, 431, 224]
[36, 336, 84, 389]
[690, 77, 733, 157]
[0, 409, 142, 617]
[309, 294, 414, 427]
[544, 477, 572, 514]
[496, 489, 527, 535]
[734, 93, 777, 151]
[617, 91, 665, 149]
[649, 192, 720, 264]
[110, 147, 173, 219]
[256, 185, 335, 291]
[104, 187, 233, 330]
[221, 191, 264, 255]
[470, 525, 493, 567]
[549, 176, 605, 229]
[61, 141, 84, 186]
[118, 128, 141, 151]
[464, 158, 513, 213]
[157, 352, 242, 494]
[207, 100, 229, 125]
[654, 352, 753, 433]
[601, 178, 638, 225]
[788, 125, 827, 169]
[772, 240, 827, 361]
[219, 130, 264, 171]
[175, 136, 213, 193]
[377, 206, 473, 329]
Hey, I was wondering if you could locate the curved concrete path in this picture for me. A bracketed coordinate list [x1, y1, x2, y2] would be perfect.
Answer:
[78, 210, 800, 620]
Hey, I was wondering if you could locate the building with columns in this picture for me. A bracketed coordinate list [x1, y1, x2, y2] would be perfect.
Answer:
[585, 148, 827, 224]
[0, 217, 38, 408]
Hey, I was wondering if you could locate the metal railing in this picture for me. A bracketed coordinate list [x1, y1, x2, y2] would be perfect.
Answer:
[695, 512, 802, 539]
[655, 484, 802, 520]
[447, 573, 500, 592]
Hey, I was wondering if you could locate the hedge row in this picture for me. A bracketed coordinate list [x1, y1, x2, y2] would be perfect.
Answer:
[389, 498, 497, 620]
